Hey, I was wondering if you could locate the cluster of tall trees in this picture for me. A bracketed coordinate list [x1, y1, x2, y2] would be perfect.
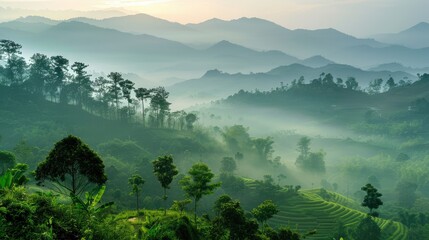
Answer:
[295, 136, 326, 173]
[289, 72, 414, 93]
[0, 39, 197, 128]
[290, 73, 360, 90]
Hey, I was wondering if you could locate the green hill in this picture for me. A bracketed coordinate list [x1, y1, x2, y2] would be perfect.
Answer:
[269, 189, 408, 240]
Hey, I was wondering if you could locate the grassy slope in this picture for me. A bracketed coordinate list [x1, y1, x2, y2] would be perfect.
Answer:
[269, 189, 408, 240]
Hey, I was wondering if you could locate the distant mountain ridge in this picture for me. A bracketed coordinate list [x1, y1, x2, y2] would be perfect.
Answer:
[69, 13, 195, 37]
[26, 14, 429, 67]
[169, 63, 416, 106]
[0, 21, 310, 81]
[1, 13, 428, 83]
[299, 55, 335, 68]
[5, 15, 386, 52]
[374, 22, 429, 49]
[369, 63, 429, 75]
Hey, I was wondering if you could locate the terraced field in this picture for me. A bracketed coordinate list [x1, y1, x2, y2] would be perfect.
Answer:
[268, 189, 408, 240]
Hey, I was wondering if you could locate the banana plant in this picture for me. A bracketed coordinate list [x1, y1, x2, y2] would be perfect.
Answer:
[0, 170, 12, 189]
[71, 185, 114, 217]
[0, 163, 29, 189]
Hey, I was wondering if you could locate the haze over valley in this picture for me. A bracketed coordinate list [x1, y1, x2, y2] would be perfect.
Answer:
[1, 1, 429, 239]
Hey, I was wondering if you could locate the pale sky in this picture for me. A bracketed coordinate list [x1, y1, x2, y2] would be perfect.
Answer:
[0, 0, 428, 36]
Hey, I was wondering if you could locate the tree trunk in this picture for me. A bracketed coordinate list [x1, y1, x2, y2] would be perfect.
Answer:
[194, 198, 197, 226]
[136, 190, 140, 217]
[164, 187, 167, 216]
[115, 93, 119, 120]
[71, 167, 76, 196]
[141, 99, 145, 127]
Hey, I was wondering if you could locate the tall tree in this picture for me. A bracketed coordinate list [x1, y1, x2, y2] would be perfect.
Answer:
[150, 87, 171, 127]
[180, 163, 221, 223]
[27, 53, 51, 96]
[384, 76, 396, 91]
[253, 137, 274, 162]
[35, 135, 107, 197]
[185, 113, 197, 130]
[361, 183, 383, 217]
[128, 174, 145, 215]
[367, 78, 383, 94]
[92, 76, 112, 117]
[119, 79, 135, 119]
[49, 55, 69, 102]
[322, 73, 335, 86]
[70, 62, 92, 108]
[297, 136, 311, 160]
[134, 87, 152, 127]
[345, 77, 359, 90]
[296, 137, 325, 173]
[107, 72, 124, 118]
[152, 155, 179, 215]
[0, 40, 21, 60]
[0, 40, 25, 85]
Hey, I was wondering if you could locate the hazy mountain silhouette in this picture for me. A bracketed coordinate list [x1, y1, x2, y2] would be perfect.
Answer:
[220, 73, 429, 115]
[299, 55, 335, 68]
[14, 16, 59, 25]
[70, 13, 195, 38]
[333, 44, 429, 68]
[374, 22, 429, 48]
[0, 20, 306, 80]
[1, 14, 428, 81]
[59, 14, 429, 67]
[185, 17, 387, 58]
[0, 17, 55, 33]
[202, 40, 299, 69]
[0, 21, 197, 77]
[44, 14, 386, 57]
[169, 63, 415, 105]
[369, 63, 429, 76]
[0, 7, 130, 22]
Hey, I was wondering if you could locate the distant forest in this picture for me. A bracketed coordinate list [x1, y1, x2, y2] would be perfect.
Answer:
[0, 39, 197, 129]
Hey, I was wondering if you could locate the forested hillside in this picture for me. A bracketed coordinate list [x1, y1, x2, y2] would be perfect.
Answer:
[2, 10, 429, 238]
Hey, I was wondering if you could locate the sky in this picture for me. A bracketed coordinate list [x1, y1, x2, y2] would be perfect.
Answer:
[0, 0, 428, 36]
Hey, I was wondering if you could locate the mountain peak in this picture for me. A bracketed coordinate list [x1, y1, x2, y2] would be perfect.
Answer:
[15, 16, 58, 25]
[213, 40, 234, 46]
[208, 40, 250, 51]
[300, 55, 335, 67]
[402, 22, 429, 33]
[49, 21, 112, 33]
[202, 69, 224, 78]
[198, 18, 226, 25]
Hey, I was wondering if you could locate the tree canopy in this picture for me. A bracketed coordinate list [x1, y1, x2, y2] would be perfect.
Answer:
[361, 183, 383, 217]
[35, 135, 107, 197]
[180, 162, 220, 223]
[128, 174, 145, 214]
[152, 155, 179, 214]
[251, 200, 279, 225]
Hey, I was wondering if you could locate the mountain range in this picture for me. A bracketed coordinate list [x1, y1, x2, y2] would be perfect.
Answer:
[168, 63, 415, 107]
[0, 13, 428, 89]
[47, 14, 429, 68]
